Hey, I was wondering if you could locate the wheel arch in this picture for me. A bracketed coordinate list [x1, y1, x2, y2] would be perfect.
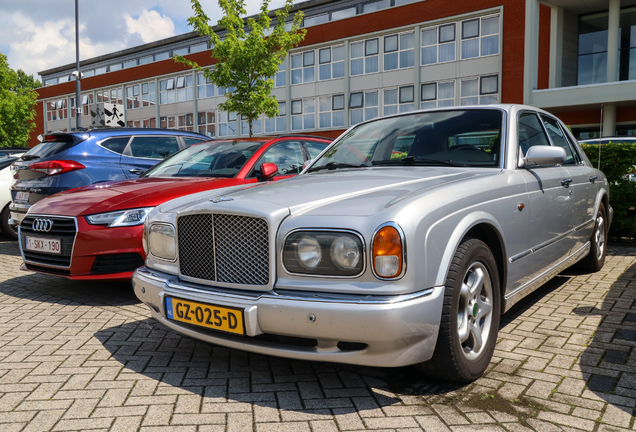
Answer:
[432, 212, 507, 299]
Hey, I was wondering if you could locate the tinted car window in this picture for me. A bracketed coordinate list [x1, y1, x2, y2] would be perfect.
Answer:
[0, 157, 17, 171]
[258, 141, 304, 176]
[518, 112, 550, 156]
[540, 115, 577, 165]
[24, 140, 78, 159]
[129, 136, 180, 159]
[183, 138, 207, 147]
[305, 141, 328, 159]
[100, 137, 130, 154]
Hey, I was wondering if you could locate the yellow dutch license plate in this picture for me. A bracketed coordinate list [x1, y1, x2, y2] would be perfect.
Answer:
[165, 297, 245, 335]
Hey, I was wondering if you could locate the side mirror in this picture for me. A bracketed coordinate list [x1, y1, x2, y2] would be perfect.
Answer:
[522, 146, 567, 167]
[257, 162, 278, 181]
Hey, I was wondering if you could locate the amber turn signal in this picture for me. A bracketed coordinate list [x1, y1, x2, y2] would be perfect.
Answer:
[372, 225, 403, 278]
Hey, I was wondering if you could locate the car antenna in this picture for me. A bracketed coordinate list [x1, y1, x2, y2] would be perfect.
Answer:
[598, 104, 603, 170]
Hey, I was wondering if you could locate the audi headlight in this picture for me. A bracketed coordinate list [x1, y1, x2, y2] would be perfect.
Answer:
[85, 207, 153, 227]
[283, 231, 363, 276]
[148, 223, 176, 261]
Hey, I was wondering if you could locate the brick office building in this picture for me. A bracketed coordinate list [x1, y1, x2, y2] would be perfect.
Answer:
[30, 0, 636, 146]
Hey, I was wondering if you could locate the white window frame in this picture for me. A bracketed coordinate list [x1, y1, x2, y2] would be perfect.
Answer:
[421, 23, 456, 66]
[350, 90, 379, 125]
[461, 14, 500, 60]
[291, 98, 316, 131]
[198, 111, 216, 137]
[460, 75, 499, 105]
[265, 102, 287, 133]
[318, 45, 345, 81]
[218, 111, 237, 137]
[291, 51, 315, 85]
[420, 80, 456, 108]
[350, 38, 379, 76]
[319, 94, 345, 128]
[383, 31, 415, 71]
[383, 86, 414, 116]
[197, 72, 215, 99]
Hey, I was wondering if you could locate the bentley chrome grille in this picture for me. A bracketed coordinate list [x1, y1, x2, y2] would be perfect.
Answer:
[177, 214, 269, 285]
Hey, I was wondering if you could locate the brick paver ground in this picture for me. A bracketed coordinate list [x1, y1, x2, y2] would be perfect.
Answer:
[0, 235, 634, 432]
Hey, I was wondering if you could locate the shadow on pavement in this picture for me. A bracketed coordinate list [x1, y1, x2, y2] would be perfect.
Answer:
[573, 259, 636, 416]
[0, 237, 22, 257]
[0, 272, 138, 307]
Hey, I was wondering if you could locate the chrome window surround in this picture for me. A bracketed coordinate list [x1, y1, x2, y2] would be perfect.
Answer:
[370, 221, 407, 280]
[281, 228, 367, 279]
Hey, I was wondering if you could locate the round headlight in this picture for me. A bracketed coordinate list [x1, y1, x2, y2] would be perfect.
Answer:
[296, 236, 322, 268]
[330, 236, 360, 270]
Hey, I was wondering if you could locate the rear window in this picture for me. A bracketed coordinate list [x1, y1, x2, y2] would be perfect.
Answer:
[25, 134, 87, 159]
[129, 136, 180, 159]
[0, 157, 17, 171]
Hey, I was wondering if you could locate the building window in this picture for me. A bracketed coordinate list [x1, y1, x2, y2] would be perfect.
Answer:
[176, 114, 195, 131]
[123, 59, 137, 69]
[190, 43, 208, 53]
[241, 115, 263, 135]
[81, 93, 94, 116]
[383, 86, 414, 115]
[139, 56, 153, 65]
[351, 39, 379, 75]
[109, 63, 122, 72]
[350, 90, 378, 125]
[319, 94, 345, 128]
[198, 112, 216, 137]
[128, 118, 157, 128]
[219, 111, 237, 136]
[332, 7, 356, 21]
[126, 82, 155, 109]
[291, 98, 316, 130]
[160, 116, 176, 129]
[155, 52, 170, 61]
[95, 66, 107, 76]
[461, 15, 500, 60]
[265, 102, 287, 133]
[460, 75, 498, 105]
[125, 84, 141, 109]
[421, 23, 456, 65]
[291, 51, 315, 84]
[159, 74, 193, 104]
[304, 14, 329, 27]
[197, 73, 215, 98]
[384, 32, 414, 71]
[275, 58, 286, 87]
[363, 0, 390, 13]
[421, 81, 455, 108]
[318, 45, 345, 80]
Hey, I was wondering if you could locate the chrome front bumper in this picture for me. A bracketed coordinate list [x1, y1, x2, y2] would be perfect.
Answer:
[133, 267, 445, 368]
[9, 202, 30, 225]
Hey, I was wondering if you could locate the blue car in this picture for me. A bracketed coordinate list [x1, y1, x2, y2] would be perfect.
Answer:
[9, 128, 208, 231]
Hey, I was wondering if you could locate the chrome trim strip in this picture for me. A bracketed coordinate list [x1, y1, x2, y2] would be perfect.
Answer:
[19, 214, 79, 270]
[280, 228, 367, 279]
[137, 267, 435, 305]
[509, 218, 594, 263]
[370, 222, 407, 280]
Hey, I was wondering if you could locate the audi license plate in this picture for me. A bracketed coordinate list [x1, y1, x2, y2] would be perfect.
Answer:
[16, 191, 29, 201]
[25, 236, 61, 254]
[165, 297, 245, 335]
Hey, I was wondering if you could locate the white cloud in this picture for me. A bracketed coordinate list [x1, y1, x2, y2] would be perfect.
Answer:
[125, 9, 175, 44]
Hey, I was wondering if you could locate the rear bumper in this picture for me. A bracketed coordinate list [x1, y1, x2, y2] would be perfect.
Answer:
[9, 203, 29, 225]
[133, 267, 445, 368]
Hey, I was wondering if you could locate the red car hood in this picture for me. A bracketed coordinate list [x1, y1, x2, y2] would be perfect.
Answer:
[30, 177, 243, 216]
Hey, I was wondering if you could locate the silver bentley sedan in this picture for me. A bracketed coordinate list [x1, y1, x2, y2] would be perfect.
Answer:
[133, 105, 611, 382]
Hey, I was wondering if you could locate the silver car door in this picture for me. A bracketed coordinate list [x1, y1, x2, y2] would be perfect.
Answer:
[515, 112, 574, 286]
[540, 115, 596, 254]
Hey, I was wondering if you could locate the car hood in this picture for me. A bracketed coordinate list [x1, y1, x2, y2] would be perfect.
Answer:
[29, 177, 243, 216]
[159, 167, 500, 217]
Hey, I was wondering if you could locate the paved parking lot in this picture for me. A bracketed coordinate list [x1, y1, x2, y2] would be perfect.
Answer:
[0, 236, 634, 432]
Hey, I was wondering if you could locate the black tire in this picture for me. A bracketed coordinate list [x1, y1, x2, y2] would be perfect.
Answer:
[577, 202, 607, 272]
[417, 238, 501, 383]
[0, 204, 19, 240]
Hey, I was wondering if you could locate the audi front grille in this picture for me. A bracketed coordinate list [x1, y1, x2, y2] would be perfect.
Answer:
[20, 215, 77, 268]
[177, 214, 269, 286]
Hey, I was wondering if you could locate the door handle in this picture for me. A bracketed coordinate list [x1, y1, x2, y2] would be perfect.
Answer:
[129, 168, 144, 175]
[589, 175, 597, 183]
[561, 178, 573, 187]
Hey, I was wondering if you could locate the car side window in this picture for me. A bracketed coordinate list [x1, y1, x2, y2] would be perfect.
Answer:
[182, 138, 207, 147]
[128, 136, 180, 159]
[304, 141, 328, 159]
[518, 112, 550, 157]
[256, 141, 304, 176]
[100, 137, 130, 154]
[540, 115, 577, 165]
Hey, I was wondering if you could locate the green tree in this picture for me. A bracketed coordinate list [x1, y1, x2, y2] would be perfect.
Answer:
[176, 0, 306, 136]
[0, 53, 39, 147]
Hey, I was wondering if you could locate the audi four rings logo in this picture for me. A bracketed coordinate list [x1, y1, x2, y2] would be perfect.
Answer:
[32, 219, 54, 232]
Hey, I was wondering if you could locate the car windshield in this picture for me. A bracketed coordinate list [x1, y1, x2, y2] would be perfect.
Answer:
[142, 141, 263, 178]
[309, 109, 503, 171]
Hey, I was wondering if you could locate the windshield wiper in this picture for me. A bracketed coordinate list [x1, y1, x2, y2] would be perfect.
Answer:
[307, 162, 368, 172]
[373, 156, 466, 167]
[20, 155, 40, 161]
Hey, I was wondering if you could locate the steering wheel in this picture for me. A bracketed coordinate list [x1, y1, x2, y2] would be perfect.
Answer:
[450, 144, 482, 151]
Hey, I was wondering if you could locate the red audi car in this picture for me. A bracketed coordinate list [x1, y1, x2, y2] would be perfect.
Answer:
[18, 135, 331, 280]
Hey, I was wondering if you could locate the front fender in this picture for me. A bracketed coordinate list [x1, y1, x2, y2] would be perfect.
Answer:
[425, 211, 506, 288]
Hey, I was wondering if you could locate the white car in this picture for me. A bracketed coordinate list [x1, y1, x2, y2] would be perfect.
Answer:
[0, 154, 24, 239]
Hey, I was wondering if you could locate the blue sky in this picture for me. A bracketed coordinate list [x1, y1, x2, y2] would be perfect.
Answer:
[0, 0, 289, 80]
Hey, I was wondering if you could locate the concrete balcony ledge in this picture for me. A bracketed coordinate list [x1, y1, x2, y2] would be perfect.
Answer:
[531, 79, 636, 109]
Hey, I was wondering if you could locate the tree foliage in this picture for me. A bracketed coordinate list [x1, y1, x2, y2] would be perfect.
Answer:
[0, 53, 39, 147]
[176, 0, 306, 136]
[580, 141, 636, 242]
